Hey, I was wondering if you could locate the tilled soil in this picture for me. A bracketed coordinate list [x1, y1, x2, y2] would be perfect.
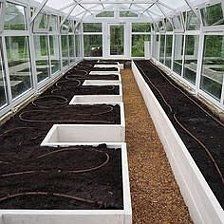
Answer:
[0, 60, 124, 210]
[135, 60, 224, 209]
[0, 144, 123, 210]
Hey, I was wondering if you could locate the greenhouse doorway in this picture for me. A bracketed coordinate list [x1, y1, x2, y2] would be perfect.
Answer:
[109, 24, 124, 57]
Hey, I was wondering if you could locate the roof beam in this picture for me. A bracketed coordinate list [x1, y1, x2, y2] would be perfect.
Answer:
[30, 0, 49, 24]
[141, 0, 159, 14]
[73, 0, 94, 15]
[60, 4, 78, 27]
[71, 0, 156, 4]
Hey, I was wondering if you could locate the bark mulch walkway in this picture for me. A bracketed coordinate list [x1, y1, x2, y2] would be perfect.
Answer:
[122, 68, 192, 224]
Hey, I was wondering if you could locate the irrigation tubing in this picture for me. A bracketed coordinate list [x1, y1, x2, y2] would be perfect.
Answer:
[0, 192, 98, 205]
[55, 79, 82, 88]
[137, 63, 224, 186]
[149, 61, 224, 128]
[1, 147, 110, 178]
[19, 105, 115, 123]
[32, 95, 69, 109]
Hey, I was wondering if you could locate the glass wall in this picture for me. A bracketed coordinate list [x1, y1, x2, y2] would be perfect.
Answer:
[132, 23, 151, 57]
[183, 35, 199, 84]
[201, 3, 224, 26]
[165, 35, 173, 68]
[132, 35, 150, 57]
[173, 35, 184, 75]
[159, 35, 165, 63]
[34, 35, 50, 83]
[200, 35, 224, 99]
[69, 35, 75, 62]
[0, 45, 7, 107]
[49, 35, 60, 74]
[83, 23, 102, 57]
[84, 35, 102, 57]
[61, 35, 69, 66]
[5, 36, 32, 98]
[4, 2, 27, 30]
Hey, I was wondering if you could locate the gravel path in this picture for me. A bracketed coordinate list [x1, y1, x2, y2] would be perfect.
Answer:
[122, 68, 193, 224]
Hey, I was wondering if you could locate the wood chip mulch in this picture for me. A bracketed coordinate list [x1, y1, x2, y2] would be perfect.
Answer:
[122, 69, 193, 224]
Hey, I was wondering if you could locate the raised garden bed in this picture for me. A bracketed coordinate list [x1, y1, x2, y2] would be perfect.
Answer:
[41, 123, 125, 146]
[0, 143, 131, 224]
[133, 60, 224, 224]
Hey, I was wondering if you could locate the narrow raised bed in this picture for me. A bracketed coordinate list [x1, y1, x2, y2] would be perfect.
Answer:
[83, 80, 121, 86]
[90, 69, 120, 75]
[0, 143, 132, 224]
[132, 61, 224, 224]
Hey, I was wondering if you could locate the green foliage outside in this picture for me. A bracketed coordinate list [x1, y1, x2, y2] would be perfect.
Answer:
[120, 11, 138, 17]
[132, 23, 151, 32]
[83, 23, 102, 32]
[132, 35, 150, 57]
[96, 11, 114, 17]
[201, 3, 224, 26]
[84, 35, 102, 57]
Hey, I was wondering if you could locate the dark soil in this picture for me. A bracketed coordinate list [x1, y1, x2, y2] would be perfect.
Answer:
[135, 60, 224, 209]
[96, 62, 118, 65]
[0, 60, 124, 210]
[65, 73, 120, 81]
[91, 67, 119, 72]
[0, 144, 123, 210]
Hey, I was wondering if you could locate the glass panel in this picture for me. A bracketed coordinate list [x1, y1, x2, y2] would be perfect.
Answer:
[83, 23, 102, 32]
[165, 35, 173, 68]
[132, 34, 150, 57]
[96, 11, 114, 17]
[159, 35, 165, 64]
[172, 15, 183, 30]
[61, 35, 69, 66]
[173, 35, 184, 75]
[84, 35, 102, 57]
[120, 11, 138, 17]
[34, 13, 50, 31]
[165, 18, 173, 31]
[186, 10, 200, 30]
[132, 23, 151, 32]
[34, 35, 50, 83]
[75, 34, 81, 58]
[6, 36, 32, 98]
[110, 25, 124, 56]
[61, 19, 69, 33]
[183, 35, 199, 84]
[201, 3, 224, 26]
[69, 35, 75, 62]
[200, 35, 224, 100]
[0, 47, 7, 107]
[158, 20, 165, 31]
[49, 15, 58, 32]
[49, 35, 60, 74]
[4, 2, 27, 30]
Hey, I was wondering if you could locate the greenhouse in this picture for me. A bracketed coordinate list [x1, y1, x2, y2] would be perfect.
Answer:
[0, 0, 223, 223]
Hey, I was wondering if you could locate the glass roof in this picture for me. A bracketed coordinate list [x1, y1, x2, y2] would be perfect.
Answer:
[33, 0, 206, 20]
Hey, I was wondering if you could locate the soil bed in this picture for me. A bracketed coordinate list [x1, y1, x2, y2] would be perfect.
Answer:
[65, 73, 119, 81]
[135, 60, 224, 209]
[0, 144, 123, 210]
[0, 60, 124, 210]
[91, 67, 119, 72]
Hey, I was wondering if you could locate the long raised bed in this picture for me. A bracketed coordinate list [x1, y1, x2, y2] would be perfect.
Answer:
[132, 61, 224, 224]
